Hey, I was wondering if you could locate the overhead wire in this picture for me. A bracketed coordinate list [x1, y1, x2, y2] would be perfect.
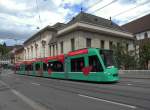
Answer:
[85, 0, 103, 11]
[35, 0, 42, 28]
[112, 0, 150, 18]
[124, 8, 150, 23]
[90, 0, 118, 13]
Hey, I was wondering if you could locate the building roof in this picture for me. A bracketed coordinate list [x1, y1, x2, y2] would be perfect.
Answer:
[121, 14, 150, 34]
[48, 33, 57, 45]
[65, 12, 124, 32]
[48, 23, 66, 44]
[24, 26, 56, 45]
[52, 22, 66, 30]
[15, 46, 24, 53]
[7, 45, 22, 50]
[25, 12, 133, 45]
[24, 23, 66, 45]
[49, 12, 134, 44]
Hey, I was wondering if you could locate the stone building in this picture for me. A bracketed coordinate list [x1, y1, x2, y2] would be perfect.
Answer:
[14, 46, 24, 63]
[122, 14, 150, 41]
[122, 14, 150, 69]
[122, 14, 150, 52]
[23, 12, 134, 60]
[24, 26, 57, 60]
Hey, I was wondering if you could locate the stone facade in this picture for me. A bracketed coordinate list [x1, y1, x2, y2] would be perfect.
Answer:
[24, 27, 56, 60]
[54, 30, 134, 55]
[14, 47, 24, 63]
[136, 31, 150, 40]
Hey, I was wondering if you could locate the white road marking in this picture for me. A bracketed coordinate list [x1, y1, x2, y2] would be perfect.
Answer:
[78, 94, 136, 109]
[11, 89, 48, 110]
[31, 82, 40, 86]
[0, 80, 9, 87]
[127, 84, 132, 85]
[0, 80, 48, 110]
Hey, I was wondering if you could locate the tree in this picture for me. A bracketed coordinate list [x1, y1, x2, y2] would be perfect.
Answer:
[0, 44, 10, 56]
[113, 42, 137, 70]
[139, 42, 150, 69]
[3, 42, 6, 47]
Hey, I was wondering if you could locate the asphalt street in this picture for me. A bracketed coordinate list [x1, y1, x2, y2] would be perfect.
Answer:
[0, 69, 150, 110]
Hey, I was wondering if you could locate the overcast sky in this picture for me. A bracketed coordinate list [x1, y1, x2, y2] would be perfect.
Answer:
[0, 0, 150, 46]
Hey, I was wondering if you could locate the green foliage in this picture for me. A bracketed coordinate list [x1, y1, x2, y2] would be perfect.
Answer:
[113, 42, 137, 70]
[3, 42, 6, 47]
[139, 42, 150, 69]
[0, 44, 10, 56]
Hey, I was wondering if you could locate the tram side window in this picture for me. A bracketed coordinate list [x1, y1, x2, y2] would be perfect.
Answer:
[25, 65, 33, 71]
[43, 63, 47, 71]
[19, 65, 22, 70]
[48, 61, 64, 72]
[35, 64, 40, 71]
[25, 65, 28, 71]
[71, 57, 85, 72]
[89, 55, 103, 72]
[16, 66, 19, 71]
[30, 65, 33, 71]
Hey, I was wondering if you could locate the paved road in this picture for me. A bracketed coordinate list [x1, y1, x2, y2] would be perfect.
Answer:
[0, 70, 150, 110]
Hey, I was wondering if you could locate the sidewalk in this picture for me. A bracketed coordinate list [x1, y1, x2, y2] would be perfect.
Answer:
[119, 70, 150, 79]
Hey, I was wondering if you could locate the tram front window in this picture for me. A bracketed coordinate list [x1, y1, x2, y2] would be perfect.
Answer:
[100, 50, 117, 68]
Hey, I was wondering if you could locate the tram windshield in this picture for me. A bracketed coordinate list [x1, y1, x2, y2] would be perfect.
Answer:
[100, 50, 117, 68]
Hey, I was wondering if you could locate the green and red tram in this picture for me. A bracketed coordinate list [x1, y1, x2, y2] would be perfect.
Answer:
[15, 48, 119, 82]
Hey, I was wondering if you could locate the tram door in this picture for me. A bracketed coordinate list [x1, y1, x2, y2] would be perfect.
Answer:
[64, 56, 69, 79]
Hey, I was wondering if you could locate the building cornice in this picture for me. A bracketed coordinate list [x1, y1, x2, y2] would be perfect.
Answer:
[57, 22, 134, 40]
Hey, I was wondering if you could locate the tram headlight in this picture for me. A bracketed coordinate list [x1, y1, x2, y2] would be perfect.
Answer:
[107, 73, 111, 75]
[104, 72, 111, 75]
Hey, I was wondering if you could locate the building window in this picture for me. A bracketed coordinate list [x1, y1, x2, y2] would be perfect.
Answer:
[71, 38, 75, 51]
[31, 47, 33, 58]
[86, 38, 91, 48]
[53, 45, 55, 56]
[60, 41, 63, 54]
[49, 45, 51, 56]
[56, 44, 58, 55]
[117, 42, 120, 47]
[35, 44, 38, 58]
[71, 57, 85, 72]
[43, 46, 45, 58]
[144, 32, 148, 38]
[27, 48, 29, 59]
[25, 64, 33, 71]
[126, 43, 129, 50]
[24, 50, 26, 60]
[109, 41, 113, 49]
[89, 55, 103, 72]
[101, 40, 104, 49]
